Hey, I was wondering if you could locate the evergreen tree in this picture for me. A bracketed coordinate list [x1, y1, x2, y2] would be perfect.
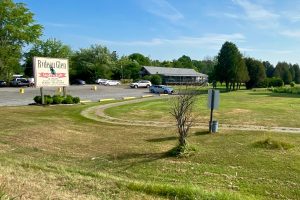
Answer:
[244, 58, 266, 89]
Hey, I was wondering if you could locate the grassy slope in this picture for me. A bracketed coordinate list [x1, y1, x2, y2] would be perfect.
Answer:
[0, 95, 299, 199]
[105, 89, 300, 127]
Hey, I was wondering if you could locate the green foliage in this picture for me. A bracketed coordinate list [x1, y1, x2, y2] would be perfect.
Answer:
[33, 95, 80, 105]
[253, 138, 294, 150]
[271, 87, 300, 94]
[0, 0, 43, 80]
[274, 62, 293, 84]
[33, 96, 42, 104]
[143, 74, 162, 85]
[128, 53, 151, 66]
[70, 45, 114, 83]
[62, 95, 74, 104]
[52, 95, 64, 104]
[263, 61, 274, 78]
[23, 39, 72, 77]
[245, 57, 266, 89]
[173, 55, 194, 69]
[167, 144, 197, 157]
[44, 95, 53, 105]
[258, 77, 284, 88]
[72, 97, 80, 104]
[214, 41, 249, 90]
[290, 81, 295, 87]
[292, 64, 300, 84]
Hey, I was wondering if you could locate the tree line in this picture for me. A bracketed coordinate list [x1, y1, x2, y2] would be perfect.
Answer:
[1, 0, 299, 89]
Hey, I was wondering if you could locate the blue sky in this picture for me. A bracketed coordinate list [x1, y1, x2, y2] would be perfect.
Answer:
[17, 0, 300, 65]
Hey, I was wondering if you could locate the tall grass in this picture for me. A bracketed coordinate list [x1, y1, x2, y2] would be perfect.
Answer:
[270, 86, 300, 94]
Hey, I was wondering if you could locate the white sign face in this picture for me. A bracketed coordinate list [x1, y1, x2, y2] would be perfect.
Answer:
[207, 89, 220, 109]
[33, 57, 69, 87]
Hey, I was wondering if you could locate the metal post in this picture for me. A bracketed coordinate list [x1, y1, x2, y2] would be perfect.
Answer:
[40, 87, 44, 105]
[63, 86, 66, 97]
[209, 89, 215, 133]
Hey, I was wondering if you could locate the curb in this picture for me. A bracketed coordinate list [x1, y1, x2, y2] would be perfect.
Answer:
[122, 96, 136, 100]
[159, 94, 169, 96]
[142, 95, 154, 98]
[80, 100, 92, 103]
[99, 98, 116, 102]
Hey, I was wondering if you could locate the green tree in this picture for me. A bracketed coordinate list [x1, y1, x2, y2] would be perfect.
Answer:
[174, 55, 194, 69]
[128, 53, 151, 66]
[70, 45, 115, 83]
[0, 0, 42, 80]
[244, 58, 266, 89]
[263, 61, 274, 78]
[23, 38, 72, 77]
[292, 64, 300, 84]
[274, 62, 292, 84]
[214, 41, 248, 90]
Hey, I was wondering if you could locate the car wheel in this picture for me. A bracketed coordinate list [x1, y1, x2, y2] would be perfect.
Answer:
[146, 84, 150, 88]
[164, 90, 168, 94]
[134, 85, 138, 88]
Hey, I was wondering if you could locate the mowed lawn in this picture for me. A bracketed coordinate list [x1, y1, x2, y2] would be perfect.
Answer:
[105, 89, 300, 128]
[0, 90, 299, 199]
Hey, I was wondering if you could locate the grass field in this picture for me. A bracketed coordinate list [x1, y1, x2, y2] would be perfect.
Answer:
[0, 89, 299, 199]
[105, 89, 300, 128]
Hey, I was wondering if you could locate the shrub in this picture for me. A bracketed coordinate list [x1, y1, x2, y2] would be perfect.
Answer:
[269, 77, 284, 87]
[33, 96, 42, 104]
[52, 95, 64, 104]
[290, 81, 295, 87]
[62, 95, 74, 104]
[72, 96, 80, 104]
[44, 95, 53, 105]
[149, 75, 162, 85]
[253, 138, 294, 150]
[167, 144, 197, 157]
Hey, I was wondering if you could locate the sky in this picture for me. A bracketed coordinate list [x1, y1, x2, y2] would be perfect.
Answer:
[16, 0, 300, 65]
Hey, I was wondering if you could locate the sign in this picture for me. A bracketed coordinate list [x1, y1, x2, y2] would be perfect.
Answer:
[207, 89, 220, 109]
[33, 57, 69, 87]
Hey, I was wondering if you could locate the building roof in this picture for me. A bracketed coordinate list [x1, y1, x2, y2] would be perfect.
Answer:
[142, 66, 208, 77]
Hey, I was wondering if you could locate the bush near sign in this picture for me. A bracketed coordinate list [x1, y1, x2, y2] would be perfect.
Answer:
[33, 57, 69, 87]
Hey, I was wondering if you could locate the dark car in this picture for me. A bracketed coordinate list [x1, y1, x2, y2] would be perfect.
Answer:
[10, 78, 30, 87]
[71, 79, 86, 85]
[0, 80, 7, 87]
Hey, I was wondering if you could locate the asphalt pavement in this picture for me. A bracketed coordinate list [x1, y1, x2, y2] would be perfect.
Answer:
[0, 85, 152, 106]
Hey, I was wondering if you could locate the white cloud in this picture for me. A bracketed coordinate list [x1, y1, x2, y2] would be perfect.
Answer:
[87, 33, 245, 47]
[232, 0, 279, 21]
[240, 47, 292, 54]
[280, 30, 300, 38]
[140, 0, 184, 22]
[45, 23, 80, 28]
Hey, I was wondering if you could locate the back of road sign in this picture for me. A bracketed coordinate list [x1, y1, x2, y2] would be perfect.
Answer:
[207, 89, 220, 109]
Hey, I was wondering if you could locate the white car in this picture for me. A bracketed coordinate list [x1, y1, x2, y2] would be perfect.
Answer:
[104, 80, 121, 86]
[95, 79, 108, 85]
[130, 80, 152, 88]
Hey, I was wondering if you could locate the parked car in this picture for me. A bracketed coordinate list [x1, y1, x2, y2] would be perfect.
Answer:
[149, 85, 174, 94]
[0, 80, 7, 87]
[95, 79, 108, 85]
[104, 80, 121, 86]
[130, 80, 152, 88]
[10, 78, 30, 87]
[71, 79, 86, 85]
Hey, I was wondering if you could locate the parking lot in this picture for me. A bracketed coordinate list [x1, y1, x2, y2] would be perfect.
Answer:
[0, 85, 152, 106]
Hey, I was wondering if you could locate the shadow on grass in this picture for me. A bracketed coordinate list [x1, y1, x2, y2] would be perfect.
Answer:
[146, 136, 177, 143]
[194, 131, 210, 136]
